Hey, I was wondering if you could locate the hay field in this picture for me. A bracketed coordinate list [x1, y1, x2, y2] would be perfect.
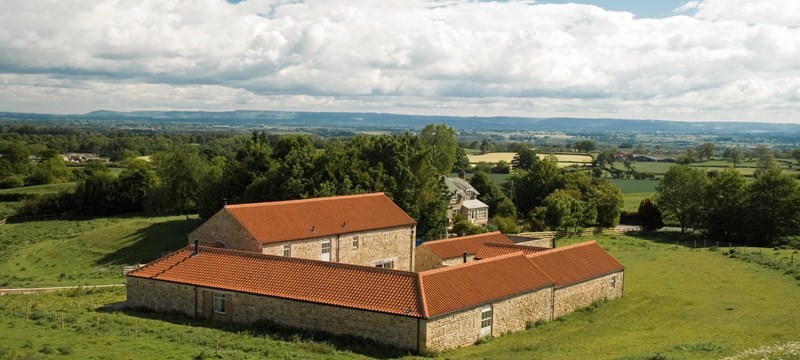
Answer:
[468, 152, 593, 168]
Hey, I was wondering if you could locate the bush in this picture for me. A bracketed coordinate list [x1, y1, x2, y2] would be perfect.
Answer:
[0, 175, 24, 189]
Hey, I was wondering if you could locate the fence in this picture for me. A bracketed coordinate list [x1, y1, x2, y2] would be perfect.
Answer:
[0, 284, 125, 296]
[513, 226, 639, 246]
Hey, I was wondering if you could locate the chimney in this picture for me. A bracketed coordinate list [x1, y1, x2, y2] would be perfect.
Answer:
[463, 251, 468, 263]
[223, 198, 228, 206]
[193, 240, 199, 256]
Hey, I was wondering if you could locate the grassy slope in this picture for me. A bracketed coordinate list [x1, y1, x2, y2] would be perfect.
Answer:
[1, 222, 798, 359]
[0, 215, 199, 288]
[0, 182, 76, 195]
[447, 234, 800, 359]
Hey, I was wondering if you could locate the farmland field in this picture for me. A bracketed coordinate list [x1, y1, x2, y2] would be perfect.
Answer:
[1, 229, 798, 359]
[468, 152, 593, 168]
[0, 182, 76, 195]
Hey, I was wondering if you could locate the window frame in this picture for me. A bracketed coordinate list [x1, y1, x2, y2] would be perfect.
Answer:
[480, 305, 493, 337]
[375, 260, 394, 269]
[212, 292, 226, 314]
[282, 244, 291, 257]
[352, 235, 359, 249]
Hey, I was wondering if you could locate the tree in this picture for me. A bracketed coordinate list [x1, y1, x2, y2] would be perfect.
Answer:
[655, 165, 708, 233]
[792, 149, 800, 165]
[511, 146, 537, 171]
[469, 171, 505, 216]
[541, 189, 591, 232]
[572, 140, 597, 153]
[479, 139, 493, 154]
[114, 163, 157, 213]
[754, 152, 779, 177]
[148, 144, 208, 215]
[452, 214, 488, 236]
[745, 168, 800, 246]
[27, 156, 72, 185]
[676, 148, 697, 165]
[490, 216, 520, 234]
[703, 169, 747, 243]
[589, 181, 624, 227]
[723, 147, 742, 168]
[696, 143, 716, 161]
[419, 124, 458, 175]
[637, 199, 664, 232]
[507, 156, 562, 216]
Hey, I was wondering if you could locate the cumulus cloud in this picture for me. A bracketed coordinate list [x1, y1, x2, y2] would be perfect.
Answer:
[0, 0, 798, 122]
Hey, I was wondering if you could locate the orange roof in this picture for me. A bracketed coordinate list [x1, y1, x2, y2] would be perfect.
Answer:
[420, 253, 554, 317]
[224, 193, 416, 245]
[420, 232, 514, 259]
[474, 242, 550, 260]
[129, 246, 425, 317]
[525, 241, 624, 288]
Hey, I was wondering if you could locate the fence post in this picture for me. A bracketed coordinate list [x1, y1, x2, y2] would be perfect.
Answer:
[61, 311, 64, 330]
[96, 317, 99, 336]
[694, 239, 697, 249]
[675, 241, 678, 250]
[26, 302, 29, 321]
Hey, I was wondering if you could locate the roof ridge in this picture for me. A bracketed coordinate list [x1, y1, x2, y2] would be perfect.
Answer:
[415, 273, 429, 318]
[421, 231, 503, 246]
[419, 251, 525, 275]
[225, 192, 386, 209]
[196, 244, 421, 277]
[127, 246, 193, 277]
[525, 240, 597, 258]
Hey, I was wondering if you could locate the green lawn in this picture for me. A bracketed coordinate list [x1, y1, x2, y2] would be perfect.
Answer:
[1, 230, 798, 359]
[609, 179, 658, 194]
[0, 215, 200, 288]
[622, 192, 654, 212]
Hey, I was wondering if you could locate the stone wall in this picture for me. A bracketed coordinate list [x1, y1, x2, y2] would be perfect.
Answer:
[553, 271, 624, 318]
[126, 277, 196, 317]
[234, 291, 421, 350]
[188, 210, 261, 252]
[414, 246, 443, 272]
[441, 254, 473, 267]
[507, 235, 552, 248]
[262, 226, 415, 270]
[423, 287, 553, 351]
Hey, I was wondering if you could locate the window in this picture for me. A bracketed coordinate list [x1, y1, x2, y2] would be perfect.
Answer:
[480, 305, 492, 337]
[282, 244, 291, 257]
[477, 209, 487, 219]
[213, 293, 226, 314]
[321, 240, 331, 261]
[610, 275, 617, 289]
[352, 235, 359, 249]
[375, 261, 394, 269]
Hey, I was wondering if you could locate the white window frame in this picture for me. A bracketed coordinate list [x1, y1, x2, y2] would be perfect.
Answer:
[282, 244, 291, 257]
[480, 305, 492, 337]
[213, 293, 226, 314]
[352, 235, 359, 249]
[321, 240, 331, 261]
[610, 275, 617, 289]
[375, 261, 394, 269]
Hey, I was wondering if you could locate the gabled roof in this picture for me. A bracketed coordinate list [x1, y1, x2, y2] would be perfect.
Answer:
[420, 232, 514, 259]
[474, 242, 550, 260]
[420, 252, 554, 317]
[222, 193, 416, 245]
[525, 241, 624, 288]
[444, 177, 479, 197]
[128, 246, 425, 317]
[461, 199, 489, 210]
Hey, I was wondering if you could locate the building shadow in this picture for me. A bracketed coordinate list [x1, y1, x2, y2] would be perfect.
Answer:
[94, 217, 202, 266]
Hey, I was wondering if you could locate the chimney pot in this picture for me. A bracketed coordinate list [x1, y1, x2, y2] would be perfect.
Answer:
[463, 251, 468, 263]
[193, 240, 199, 256]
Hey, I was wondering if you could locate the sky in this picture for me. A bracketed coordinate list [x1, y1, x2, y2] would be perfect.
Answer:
[1, 0, 799, 123]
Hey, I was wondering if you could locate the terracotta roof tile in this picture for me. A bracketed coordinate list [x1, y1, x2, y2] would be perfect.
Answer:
[420, 232, 514, 259]
[474, 242, 550, 260]
[419, 253, 554, 317]
[128, 246, 425, 317]
[525, 241, 624, 288]
[224, 193, 416, 245]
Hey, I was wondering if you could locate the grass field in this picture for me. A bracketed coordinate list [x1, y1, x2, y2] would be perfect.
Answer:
[467, 152, 593, 168]
[1, 229, 798, 359]
[0, 215, 200, 288]
[609, 179, 658, 194]
[0, 182, 76, 195]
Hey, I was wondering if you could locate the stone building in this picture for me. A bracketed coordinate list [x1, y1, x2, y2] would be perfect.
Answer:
[444, 177, 489, 227]
[188, 193, 417, 271]
[127, 240, 624, 353]
[414, 232, 514, 271]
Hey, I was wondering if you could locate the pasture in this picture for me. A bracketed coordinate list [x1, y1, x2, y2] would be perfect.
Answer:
[1, 227, 798, 359]
[0, 215, 199, 288]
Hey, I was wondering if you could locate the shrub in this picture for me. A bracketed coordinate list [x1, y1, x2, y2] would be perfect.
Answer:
[0, 175, 24, 189]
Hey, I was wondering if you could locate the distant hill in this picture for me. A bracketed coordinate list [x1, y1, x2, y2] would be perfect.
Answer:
[1, 110, 799, 134]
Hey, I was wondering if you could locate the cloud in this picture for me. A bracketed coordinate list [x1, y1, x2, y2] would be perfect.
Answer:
[0, 0, 798, 122]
